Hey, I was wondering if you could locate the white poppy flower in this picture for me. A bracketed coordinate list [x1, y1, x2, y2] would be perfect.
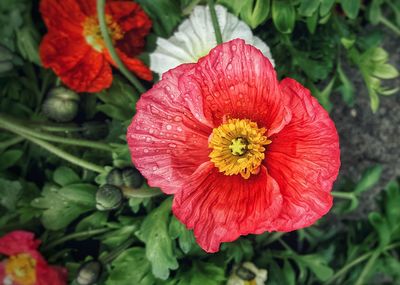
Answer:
[150, 5, 274, 77]
[227, 262, 268, 285]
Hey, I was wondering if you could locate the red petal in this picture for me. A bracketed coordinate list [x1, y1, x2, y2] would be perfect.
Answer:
[107, 1, 151, 33]
[105, 49, 153, 81]
[127, 64, 212, 194]
[266, 78, 340, 231]
[40, 32, 90, 76]
[40, 32, 112, 93]
[59, 50, 113, 93]
[40, 0, 85, 34]
[36, 265, 68, 285]
[0, 231, 40, 256]
[173, 163, 282, 253]
[181, 39, 291, 135]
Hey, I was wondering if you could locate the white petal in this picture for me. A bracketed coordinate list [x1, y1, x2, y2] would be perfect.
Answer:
[150, 4, 275, 77]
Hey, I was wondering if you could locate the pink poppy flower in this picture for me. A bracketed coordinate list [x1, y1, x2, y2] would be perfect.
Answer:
[127, 39, 340, 253]
[0, 231, 67, 285]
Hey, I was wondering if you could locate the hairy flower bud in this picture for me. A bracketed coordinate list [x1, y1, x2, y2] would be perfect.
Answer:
[121, 167, 144, 189]
[96, 184, 123, 211]
[106, 168, 124, 186]
[42, 87, 80, 122]
[76, 260, 102, 285]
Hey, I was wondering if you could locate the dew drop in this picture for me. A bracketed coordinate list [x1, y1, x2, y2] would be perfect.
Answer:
[149, 128, 155, 134]
[169, 143, 177, 148]
[174, 116, 182, 122]
[166, 124, 172, 130]
[152, 166, 158, 171]
[227, 64, 233, 70]
[231, 45, 237, 51]
[144, 148, 149, 153]
[177, 127, 183, 132]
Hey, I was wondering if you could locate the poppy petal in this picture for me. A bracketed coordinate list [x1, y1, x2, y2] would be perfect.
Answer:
[105, 49, 153, 81]
[180, 39, 291, 135]
[173, 163, 283, 253]
[127, 64, 213, 194]
[0, 231, 40, 256]
[266, 78, 340, 231]
[40, 0, 86, 33]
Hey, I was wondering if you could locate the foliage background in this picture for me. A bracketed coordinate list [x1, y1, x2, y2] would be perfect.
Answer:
[0, 0, 399, 284]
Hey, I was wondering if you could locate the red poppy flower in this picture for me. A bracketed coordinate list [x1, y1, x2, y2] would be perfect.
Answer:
[39, 0, 152, 93]
[0, 231, 67, 285]
[127, 39, 340, 253]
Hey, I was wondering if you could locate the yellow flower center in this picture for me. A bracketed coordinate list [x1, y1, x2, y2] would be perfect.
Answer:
[5, 253, 36, 285]
[83, 15, 124, 52]
[209, 118, 271, 179]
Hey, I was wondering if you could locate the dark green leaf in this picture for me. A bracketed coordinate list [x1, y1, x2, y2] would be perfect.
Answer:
[53, 166, 80, 186]
[272, 0, 295, 34]
[0, 178, 22, 210]
[0, 149, 22, 170]
[354, 165, 382, 194]
[240, 0, 270, 29]
[136, 198, 178, 279]
[106, 247, 155, 285]
[340, 0, 360, 19]
[298, 0, 320, 17]
[169, 216, 195, 254]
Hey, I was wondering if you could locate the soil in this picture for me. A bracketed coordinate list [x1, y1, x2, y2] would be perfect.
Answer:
[330, 28, 399, 216]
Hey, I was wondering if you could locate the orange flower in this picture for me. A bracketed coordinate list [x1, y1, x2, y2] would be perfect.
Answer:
[39, 0, 152, 93]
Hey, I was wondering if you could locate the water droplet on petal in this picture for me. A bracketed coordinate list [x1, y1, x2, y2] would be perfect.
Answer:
[174, 116, 182, 122]
[144, 148, 149, 153]
[166, 124, 172, 130]
[227, 64, 232, 70]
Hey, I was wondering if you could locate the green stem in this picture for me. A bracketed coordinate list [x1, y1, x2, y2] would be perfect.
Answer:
[100, 238, 134, 264]
[325, 242, 400, 284]
[121, 186, 163, 198]
[0, 114, 112, 152]
[263, 232, 285, 246]
[379, 16, 400, 36]
[208, 0, 223, 44]
[354, 249, 381, 285]
[331, 191, 355, 199]
[96, 0, 146, 94]
[0, 136, 24, 149]
[15, 132, 104, 173]
[43, 228, 111, 251]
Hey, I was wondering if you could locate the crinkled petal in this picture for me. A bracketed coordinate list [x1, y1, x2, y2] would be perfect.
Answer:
[181, 39, 291, 135]
[172, 163, 283, 253]
[40, 0, 85, 34]
[104, 49, 153, 81]
[40, 32, 91, 76]
[107, 1, 151, 33]
[127, 64, 212, 194]
[150, 5, 274, 76]
[37, 265, 68, 285]
[266, 78, 340, 231]
[0, 231, 40, 256]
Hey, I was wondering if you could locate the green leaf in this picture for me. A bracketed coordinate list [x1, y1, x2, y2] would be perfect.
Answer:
[136, 198, 178, 279]
[306, 10, 319, 33]
[31, 183, 96, 230]
[221, 238, 254, 263]
[240, 0, 270, 29]
[385, 181, 400, 229]
[136, 0, 181, 37]
[354, 165, 382, 194]
[368, 0, 383, 25]
[0, 178, 22, 211]
[298, 0, 320, 17]
[372, 63, 399, 79]
[174, 261, 225, 285]
[337, 64, 355, 106]
[0, 149, 22, 171]
[369, 212, 391, 247]
[283, 259, 296, 285]
[106, 247, 155, 285]
[340, 0, 360, 19]
[53, 166, 80, 186]
[319, 0, 335, 16]
[169, 216, 195, 254]
[217, 0, 246, 15]
[297, 254, 334, 281]
[272, 0, 295, 34]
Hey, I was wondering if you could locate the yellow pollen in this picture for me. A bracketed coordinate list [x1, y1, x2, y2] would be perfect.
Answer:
[209, 118, 272, 179]
[5, 253, 36, 285]
[83, 15, 124, 52]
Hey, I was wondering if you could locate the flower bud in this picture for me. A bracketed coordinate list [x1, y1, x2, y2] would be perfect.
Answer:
[227, 262, 268, 285]
[76, 260, 102, 285]
[121, 167, 144, 188]
[42, 87, 80, 122]
[0, 44, 14, 73]
[106, 168, 124, 186]
[96, 184, 123, 211]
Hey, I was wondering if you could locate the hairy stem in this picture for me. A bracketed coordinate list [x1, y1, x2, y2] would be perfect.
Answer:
[96, 0, 146, 94]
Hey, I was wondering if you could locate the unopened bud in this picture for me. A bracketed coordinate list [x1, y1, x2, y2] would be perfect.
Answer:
[96, 184, 123, 211]
[76, 260, 102, 285]
[42, 87, 79, 122]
